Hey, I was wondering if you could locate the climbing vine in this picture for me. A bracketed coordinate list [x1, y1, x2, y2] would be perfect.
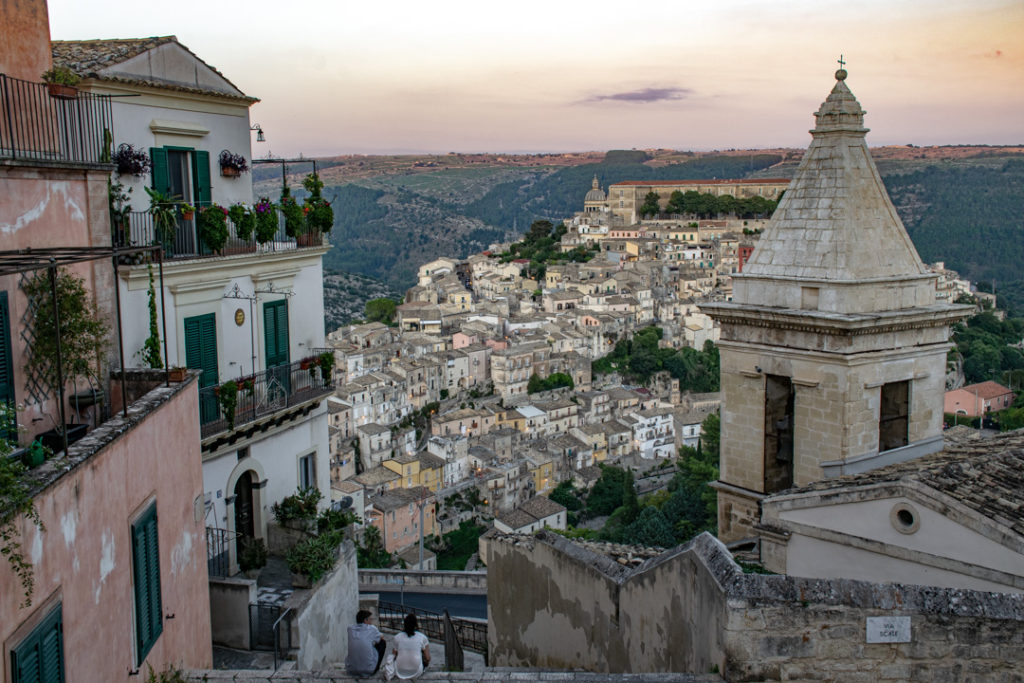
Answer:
[0, 404, 44, 608]
[142, 264, 162, 369]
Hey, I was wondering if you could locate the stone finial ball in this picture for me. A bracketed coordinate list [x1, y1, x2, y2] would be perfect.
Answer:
[835, 68, 848, 81]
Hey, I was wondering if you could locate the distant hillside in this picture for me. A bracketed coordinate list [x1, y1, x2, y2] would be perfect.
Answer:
[884, 158, 1024, 313]
[258, 147, 1024, 310]
[322, 270, 402, 333]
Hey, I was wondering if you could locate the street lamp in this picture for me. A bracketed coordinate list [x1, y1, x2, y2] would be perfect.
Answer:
[250, 123, 265, 142]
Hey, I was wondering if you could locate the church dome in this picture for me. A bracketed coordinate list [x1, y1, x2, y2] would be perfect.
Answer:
[584, 175, 605, 202]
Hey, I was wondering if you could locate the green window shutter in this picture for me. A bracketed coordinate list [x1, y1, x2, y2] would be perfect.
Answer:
[263, 300, 289, 369]
[11, 604, 64, 683]
[192, 150, 211, 206]
[183, 314, 218, 388]
[150, 147, 169, 195]
[131, 504, 162, 665]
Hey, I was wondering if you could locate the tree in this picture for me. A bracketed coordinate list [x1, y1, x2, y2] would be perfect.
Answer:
[586, 464, 628, 516]
[549, 481, 583, 511]
[666, 190, 686, 215]
[639, 191, 661, 218]
[624, 506, 675, 547]
[364, 297, 397, 325]
[528, 220, 554, 242]
[0, 404, 44, 607]
[356, 525, 392, 568]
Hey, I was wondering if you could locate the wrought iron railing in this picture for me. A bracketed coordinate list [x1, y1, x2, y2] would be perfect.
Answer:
[377, 600, 488, 656]
[206, 526, 241, 578]
[114, 204, 325, 261]
[0, 73, 114, 164]
[198, 357, 334, 438]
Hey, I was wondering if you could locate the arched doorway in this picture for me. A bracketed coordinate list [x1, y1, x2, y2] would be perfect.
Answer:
[234, 471, 256, 559]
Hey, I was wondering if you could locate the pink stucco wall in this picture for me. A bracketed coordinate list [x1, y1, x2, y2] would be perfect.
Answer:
[0, 166, 115, 443]
[0, 0, 52, 82]
[0, 381, 212, 680]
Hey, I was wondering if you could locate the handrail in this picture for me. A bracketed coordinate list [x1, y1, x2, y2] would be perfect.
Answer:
[272, 607, 293, 671]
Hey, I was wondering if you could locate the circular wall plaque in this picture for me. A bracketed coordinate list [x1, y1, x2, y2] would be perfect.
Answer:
[234, 308, 245, 326]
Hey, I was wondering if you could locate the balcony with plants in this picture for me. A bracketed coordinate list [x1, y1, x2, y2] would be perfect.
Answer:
[110, 170, 333, 261]
[198, 351, 335, 440]
[0, 71, 114, 166]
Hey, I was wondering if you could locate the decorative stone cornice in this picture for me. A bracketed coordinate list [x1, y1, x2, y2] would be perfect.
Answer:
[702, 301, 972, 337]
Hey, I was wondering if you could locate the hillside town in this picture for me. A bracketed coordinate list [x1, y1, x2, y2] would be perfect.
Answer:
[2, 2, 1022, 680]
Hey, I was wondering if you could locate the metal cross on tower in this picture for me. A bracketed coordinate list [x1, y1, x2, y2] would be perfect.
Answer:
[837, 54, 846, 69]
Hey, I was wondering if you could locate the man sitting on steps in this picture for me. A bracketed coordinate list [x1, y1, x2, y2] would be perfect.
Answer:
[346, 609, 388, 677]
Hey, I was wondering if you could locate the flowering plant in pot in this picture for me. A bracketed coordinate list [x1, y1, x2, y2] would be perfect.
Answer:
[218, 150, 249, 177]
[197, 204, 230, 253]
[253, 197, 278, 243]
[302, 172, 334, 234]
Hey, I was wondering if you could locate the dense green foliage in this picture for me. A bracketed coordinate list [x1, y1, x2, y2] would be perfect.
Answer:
[494, 220, 594, 280]
[885, 159, 1024, 313]
[356, 525, 392, 568]
[364, 297, 398, 325]
[951, 312, 1024, 384]
[558, 413, 720, 547]
[664, 190, 777, 218]
[593, 327, 720, 391]
[527, 372, 574, 394]
[433, 520, 487, 570]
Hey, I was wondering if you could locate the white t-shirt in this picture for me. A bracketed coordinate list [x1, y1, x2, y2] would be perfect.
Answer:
[393, 630, 430, 679]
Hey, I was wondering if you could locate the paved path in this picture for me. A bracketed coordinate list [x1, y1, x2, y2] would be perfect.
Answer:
[190, 670, 721, 681]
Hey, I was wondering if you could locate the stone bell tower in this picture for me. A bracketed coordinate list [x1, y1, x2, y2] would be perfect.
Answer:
[702, 68, 971, 543]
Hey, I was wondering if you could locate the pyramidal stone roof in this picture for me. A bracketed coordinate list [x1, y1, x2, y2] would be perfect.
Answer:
[743, 69, 926, 282]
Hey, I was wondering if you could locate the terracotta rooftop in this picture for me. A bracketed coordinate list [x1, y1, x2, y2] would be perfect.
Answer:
[956, 380, 1014, 399]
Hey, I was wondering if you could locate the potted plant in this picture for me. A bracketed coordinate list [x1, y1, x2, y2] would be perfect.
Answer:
[286, 530, 342, 588]
[253, 197, 278, 244]
[280, 185, 305, 238]
[168, 366, 188, 382]
[227, 204, 255, 242]
[215, 379, 239, 430]
[179, 203, 196, 221]
[23, 268, 109, 452]
[41, 66, 80, 99]
[112, 143, 152, 177]
[218, 150, 249, 178]
[238, 537, 268, 578]
[108, 179, 132, 247]
[197, 204, 229, 253]
[301, 172, 333, 245]
[144, 187, 179, 253]
[316, 352, 334, 385]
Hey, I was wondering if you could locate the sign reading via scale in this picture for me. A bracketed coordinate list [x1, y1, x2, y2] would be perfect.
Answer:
[865, 616, 911, 643]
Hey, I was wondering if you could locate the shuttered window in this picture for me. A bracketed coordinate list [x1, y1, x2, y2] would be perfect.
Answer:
[131, 504, 163, 665]
[184, 313, 218, 423]
[150, 147, 212, 206]
[11, 604, 64, 683]
[191, 150, 211, 206]
[150, 147, 170, 196]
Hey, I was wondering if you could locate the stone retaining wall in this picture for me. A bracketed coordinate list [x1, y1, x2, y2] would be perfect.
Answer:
[359, 568, 487, 594]
[486, 531, 1024, 681]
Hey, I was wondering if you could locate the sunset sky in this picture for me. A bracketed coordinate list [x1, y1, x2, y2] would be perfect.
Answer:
[47, 0, 1023, 157]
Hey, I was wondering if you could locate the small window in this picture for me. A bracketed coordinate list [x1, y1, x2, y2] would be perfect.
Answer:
[299, 453, 316, 491]
[132, 503, 163, 665]
[879, 381, 910, 452]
